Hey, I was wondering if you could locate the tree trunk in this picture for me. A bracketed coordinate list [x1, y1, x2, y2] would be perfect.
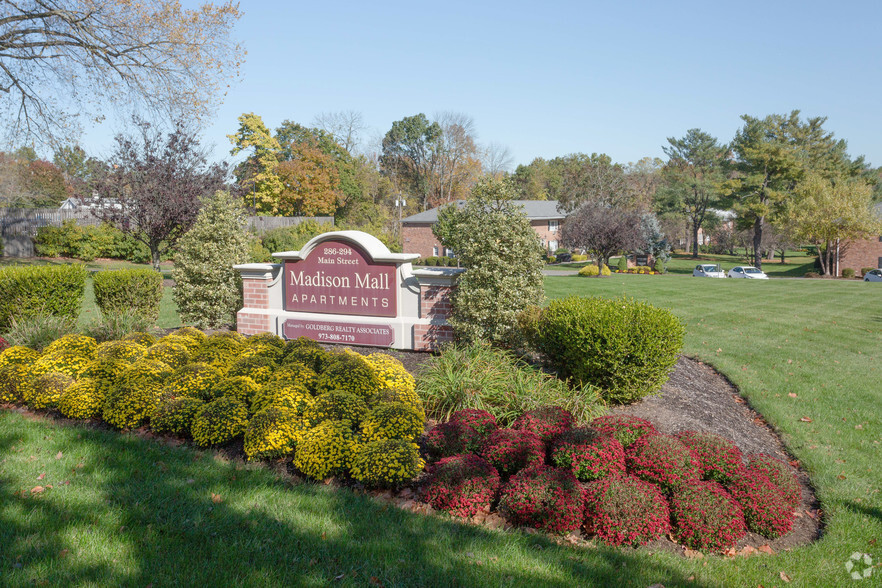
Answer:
[691, 220, 699, 258]
[753, 216, 764, 269]
[151, 247, 162, 272]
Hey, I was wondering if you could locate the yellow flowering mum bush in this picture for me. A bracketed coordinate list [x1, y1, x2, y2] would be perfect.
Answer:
[364, 353, 416, 396]
[293, 419, 358, 480]
[30, 350, 92, 379]
[190, 337, 243, 371]
[251, 382, 314, 415]
[226, 356, 276, 384]
[58, 378, 104, 419]
[81, 357, 129, 390]
[350, 439, 425, 488]
[191, 396, 249, 447]
[215, 376, 261, 407]
[304, 390, 368, 427]
[173, 326, 207, 342]
[44, 333, 97, 359]
[0, 363, 30, 403]
[144, 339, 190, 369]
[24, 371, 74, 409]
[270, 362, 318, 392]
[102, 359, 172, 429]
[360, 402, 426, 443]
[243, 406, 308, 460]
[282, 342, 331, 373]
[152, 395, 205, 437]
[94, 340, 147, 363]
[123, 331, 157, 347]
[314, 352, 382, 402]
[0, 345, 39, 369]
[247, 332, 285, 350]
[241, 344, 283, 362]
[165, 363, 223, 401]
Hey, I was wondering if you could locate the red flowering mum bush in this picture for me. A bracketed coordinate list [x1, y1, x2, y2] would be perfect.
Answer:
[746, 454, 801, 509]
[671, 481, 746, 551]
[512, 406, 574, 443]
[0, 335, 9, 353]
[727, 469, 794, 539]
[550, 427, 625, 481]
[421, 454, 501, 518]
[424, 421, 482, 460]
[583, 476, 671, 546]
[497, 465, 586, 534]
[626, 434, 700, 493]
[450, 408, 497, 437]
[590, 415, 657, 448]
[480, 428, 545, 477]
[676, 431, 744, 484]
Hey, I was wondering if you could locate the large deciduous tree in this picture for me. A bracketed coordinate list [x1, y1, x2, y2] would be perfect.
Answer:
[95, 119, 228, 270]
[561, 202, 645, 268]
[659, 129, 729, 258]
[0, 0, 242, 146]
[380, 113, 443, 211]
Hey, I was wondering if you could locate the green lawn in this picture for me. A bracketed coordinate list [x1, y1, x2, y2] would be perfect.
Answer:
[1, 271, 880, 586]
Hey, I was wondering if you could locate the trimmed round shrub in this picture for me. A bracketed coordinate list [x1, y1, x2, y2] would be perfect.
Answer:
[25, 371, 74, 409]
[94, 340, 147, 363]
[293, 419, 359, 480]
[350, 439, 425, 488]
[671, 481, 746, 551]
[746, 454, 801, 509]
[58, 378, 104, 419]
[102, 359, 172, 429]
[151, 395, 205, 437]
[304, 389, 368, 426]
[226, 355, 276, 384]
[626, 434, 700, 493]
[30, 350, 92, 380]
[498, 466, 586, 534]
[243, 406, 308, 460]
[0, 345, 40, 369]
[81, 357, 129, 389]
[373, 385, 425, 413]
[214, 376, 261, 407]
[677, 431, 744, 484]
[512, 406, 575, 442]
[165, 363, 224, 401]
[421, 454, 501, 518]
[282, 343, 331, 373]
[144, 339, 190, 369]
[314, 353, 382, 402]
[241, 343, 283, 362]
[247, 332, 285, 350]
[191, 397, 249, 447]
[591, 415, 657, 448]
[208, 331, 245, 343]
[480, 428, 545, 477]
[45, 333, 97, 359]
[0, 363, 30, 403]
[727, 469, 794, 539]
[161, 333, 203, 354]
[536, 296, 685, 403]
[190, 338, 242, 371]
[251, 381, 314, 415]
[449, 408, 497, 437]
[173, 326, 207, 342]
[583, 475, 671, 546]
[424, 421, 482, 459]
[123, 331, 157, 347]
[550, 427, 626, 481]
[578, 264, 600, 277]
[360, 402, 425, 442]
[270, 362, 318, 392]
[363, 352, 416, 397]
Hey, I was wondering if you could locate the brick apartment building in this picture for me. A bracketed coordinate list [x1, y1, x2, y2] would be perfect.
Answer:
[839, 203, 882, 275]
[400, 200, 566, 258]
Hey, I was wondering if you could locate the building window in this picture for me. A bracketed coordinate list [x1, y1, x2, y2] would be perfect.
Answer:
[432, 246, 439, 256]
[549, 220, 559, 233]
[444, 247, 454, 257]
[548, 240, 558, 252]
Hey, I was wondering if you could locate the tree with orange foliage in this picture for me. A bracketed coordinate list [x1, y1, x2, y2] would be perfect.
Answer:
[275, 141, 344, 217]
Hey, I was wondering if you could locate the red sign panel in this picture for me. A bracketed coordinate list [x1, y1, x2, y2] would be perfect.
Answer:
[283, 240, 397, 317]
[283, 318, 395, 347]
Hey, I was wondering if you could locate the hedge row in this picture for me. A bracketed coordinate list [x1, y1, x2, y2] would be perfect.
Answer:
[93, 269, 163, 322]
[0, 264, 86, 331]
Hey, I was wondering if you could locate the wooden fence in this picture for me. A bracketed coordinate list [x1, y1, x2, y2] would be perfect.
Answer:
[0, 208, 334, 258]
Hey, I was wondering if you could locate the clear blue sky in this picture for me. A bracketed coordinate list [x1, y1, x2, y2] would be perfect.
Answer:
[81, 0, 882, 169]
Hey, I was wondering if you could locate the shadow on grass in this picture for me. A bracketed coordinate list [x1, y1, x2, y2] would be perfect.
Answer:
[845, 501, 882, 526]
[0, 412, 707, 587]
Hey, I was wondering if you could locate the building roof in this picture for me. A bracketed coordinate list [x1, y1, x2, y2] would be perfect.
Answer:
[401, 200, 564, 223]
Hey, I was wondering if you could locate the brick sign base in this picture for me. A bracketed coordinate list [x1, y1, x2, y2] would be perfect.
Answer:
[282, 318, 395, 347]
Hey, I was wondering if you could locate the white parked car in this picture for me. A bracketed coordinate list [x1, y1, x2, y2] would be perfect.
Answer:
[693, 264, 727, 278]
[728, 266, 769, 279]
[864, 269, 882, 282]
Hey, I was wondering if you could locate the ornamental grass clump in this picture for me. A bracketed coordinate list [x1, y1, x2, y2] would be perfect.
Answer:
[746, 454, 801, 509]
[251, 381, 314, 415]
[360, 402, 425, 442]
[304, 390, 368, 426]
[671, 481, 746, 551]
[94, 340, 147, 363]
[226, 355, 276, 384]
[498, 465, 586, 534]
[25, 371, 74, 409]
[583, 476, 671, 546]
[165, 363, 223, 401]
[191, 396, 249, 447]
[102, 359, 172, 429]
[214, 376, 261, 408]
[243, 406, 307, 460]
[144, 339, 190, 369]
[293, 420, 359, 480]
[351, 439, 425, 488]
[480, 428, 545, 477]
[626, 434, 700, 494]
[727, 469, 794, 539]
[151, 396, 205, 437]
[512, 406, 574, 443]
[420, 454, 501, 518]
[550, 427, 626, 482]
[424, 421, 482, 460]
[677, 431, 744, 484]
[449, 408, 497, 437]
[590, 415, 657, 448]
[58, 378, 104, 419]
